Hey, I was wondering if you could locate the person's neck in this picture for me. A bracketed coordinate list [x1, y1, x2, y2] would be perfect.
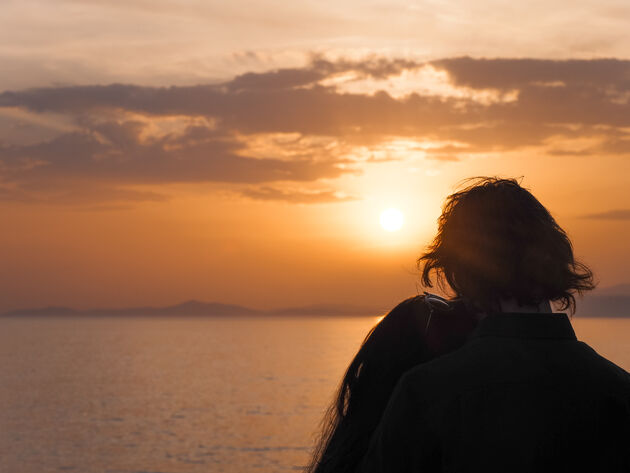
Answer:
[498, 298, 552, 314]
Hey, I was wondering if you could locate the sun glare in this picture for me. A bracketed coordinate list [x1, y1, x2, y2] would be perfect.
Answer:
[379, 208, 404, 232]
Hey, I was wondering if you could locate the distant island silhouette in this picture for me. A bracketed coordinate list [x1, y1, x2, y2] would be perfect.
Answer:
[2, 284, 629, 318]
[1, 300, 382, 318]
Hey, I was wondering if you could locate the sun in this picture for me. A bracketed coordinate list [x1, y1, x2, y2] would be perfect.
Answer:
[379, 208, 404, 232]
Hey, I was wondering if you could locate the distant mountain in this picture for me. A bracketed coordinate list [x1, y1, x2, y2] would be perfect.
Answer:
[2, 300, 263, 317]
[591, 283, 630, 296]
[3, 287, 628, 318]
[2, 306, 80, 317]
[573, 284, 630, 317]
[96, 300, 263, 317]
[575, 295, 630, 318]
[1, 300, 378, 317]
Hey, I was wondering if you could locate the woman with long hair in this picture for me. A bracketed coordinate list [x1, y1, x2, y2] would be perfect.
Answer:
[306, 294, 477, 473]
[306, 176, 595, 473]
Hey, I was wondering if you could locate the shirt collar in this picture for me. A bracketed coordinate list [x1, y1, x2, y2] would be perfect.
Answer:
[470, 312, 577, 340]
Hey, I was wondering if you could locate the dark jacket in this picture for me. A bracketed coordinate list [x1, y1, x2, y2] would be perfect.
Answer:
[357, 312, 630, 473]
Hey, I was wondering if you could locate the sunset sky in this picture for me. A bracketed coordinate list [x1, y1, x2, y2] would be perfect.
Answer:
[1, 0, 629, 312]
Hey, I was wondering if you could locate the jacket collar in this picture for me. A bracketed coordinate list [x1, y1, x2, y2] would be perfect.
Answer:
[471, 312, 577, 340]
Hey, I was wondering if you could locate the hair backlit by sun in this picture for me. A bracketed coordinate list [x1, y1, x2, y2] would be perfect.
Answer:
[379, 208, 404, 232]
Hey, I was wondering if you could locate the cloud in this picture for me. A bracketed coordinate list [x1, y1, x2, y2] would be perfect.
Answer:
[431, 57, 630, 90]
[0, 120, 356, 203]
[240, 186, 357, 204]
[582, 209, 630, 220]
[2, 56, 630, 204]
[0, 179, 169, 206]
[546, 148, 594, 157]
[5, 57, 630, 136]
[226, 56, 421, 92]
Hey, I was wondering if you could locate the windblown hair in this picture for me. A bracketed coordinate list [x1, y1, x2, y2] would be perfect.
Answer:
[306, 297, 432, 473]
[418, 177, 595, 314]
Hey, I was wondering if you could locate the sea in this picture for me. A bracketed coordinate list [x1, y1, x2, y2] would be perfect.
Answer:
[1, 315, 628, 473]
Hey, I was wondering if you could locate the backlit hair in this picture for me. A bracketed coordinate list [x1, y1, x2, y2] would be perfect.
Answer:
[418, 177, 595, 314]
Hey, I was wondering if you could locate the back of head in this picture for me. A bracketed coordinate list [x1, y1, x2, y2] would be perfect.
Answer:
[418, 177, 595, 314]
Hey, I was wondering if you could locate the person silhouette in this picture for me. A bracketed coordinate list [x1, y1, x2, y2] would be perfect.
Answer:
[307, 292, 477, 473]
[355, 177, 630, 472]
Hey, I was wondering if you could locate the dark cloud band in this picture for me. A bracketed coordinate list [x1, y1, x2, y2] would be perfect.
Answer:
[1, 56, 629, 205]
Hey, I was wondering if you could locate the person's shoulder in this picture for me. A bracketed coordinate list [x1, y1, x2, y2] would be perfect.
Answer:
[399, 336, 630, 401]
[408, 337, 486, 373]
[397, 338, 491, 398]
[574, 341, 630, 387]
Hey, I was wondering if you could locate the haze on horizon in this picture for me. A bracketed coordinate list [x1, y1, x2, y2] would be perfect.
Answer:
[1, 0, 629, 313]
